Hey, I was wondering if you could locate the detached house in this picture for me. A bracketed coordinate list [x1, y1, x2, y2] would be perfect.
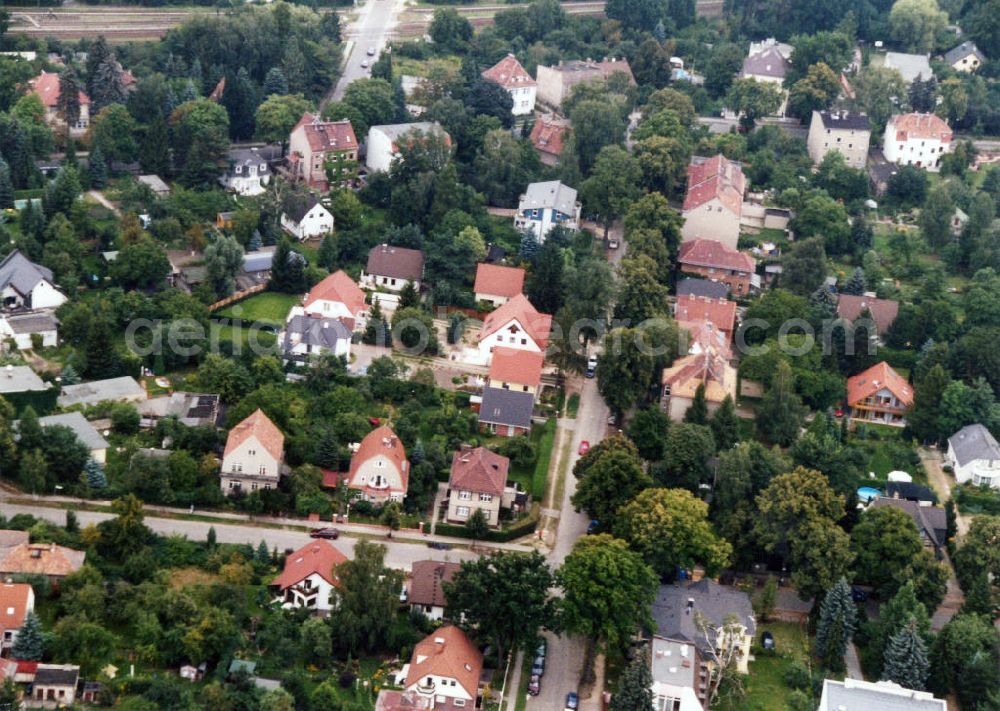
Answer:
[288, 112, 358, 191]
[482, 54, 536, 116]
[270, 540, 347, 613]
[473, 263, 526, 307]
[301, 269, 368, 326]
[846, 361, 913, 427]
[681, 155, 746, 250]
[280, 194, 334, 241]
[477, 387, 535, 437]
[366, 122, 451, 174]
[944, 41, 985, 73]
[836, 294, 899, 338]
[868, 497, 948, 557]
[947, 423, 1000, 488]
[0, 582, 35, 653]
[487, 347, 543, 396]
[818, 679, 945, 711]
[282, 313, 353, 362]
[515, 181, 581, 242]
[884, 52, 934, 84]
[882, 113, 953, 171]
[361, 244, 424, 292]
[528, 114, 569, 166]
[649, 636, 706, 711]
[677, 239, 757, 296]
[674, 295, 737, 342]
[220, 409, 285, 495]
[807, 110, 872, 169]
[740, 39, 791, 115]
[220, 147, 271, 196]
[447, 445, 511, 526]
[535, 58, 635, 110]
[408, 560, 461, 621]
[28, 71, 90, 136]
[478, 293, 552, 359]
[0, 250, 67, 311]
[348, 425, 409, 503]
[661, 321, 737, 422]
[405, 625, 483, 710]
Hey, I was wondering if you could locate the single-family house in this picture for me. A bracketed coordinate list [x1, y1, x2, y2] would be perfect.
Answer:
[944, 41, 985, 73]
[447, 445, 510, 526]
[301, 270, 368, 327]
[288, 112, 358, 192]
[28, 71, 90, 136]
[676, 278, 729, 300]
[740, 39, 790, 115]
[0, 250, 67, 312]
[947, 423, 1000, 488]
[675, 295, 738, 342]
[57, 376, 145, 408]
[377, 690, 433, 711]
[514, 181, 581, 242]
[408, 560, 461, 621]
[487, 347, 544, 396]
[677, 239, 756, 295]
[30, 664, 80, 706]
[661, 322, 737, 422]
[482, 54, 536, 116]
[649, 636, 706, 711]
[886, 481, 937, 504]
[807, 110, 872, 169]
[478, 294, 552, 358]
[535, 58, 635, 109]
[405, 625, 483, 709]
[681, 155, 746, 249]
[528, 114, 569, 166]
[473, 263, 526, 307]
[0, 582, 35, 653]
[882, 113, 953, 172]
[36, 412, 110, 464]
[651, 579, 756, 675]
[846, 361, 913, 427]
[883, 52, 934, 84]
[348, 425, 409, 503]
[270, 540, 347, 613]
[365, 122, 450, 174]
[818, 679, 945, 711]
[135, 392, 220, 428]
[0, 310, 59, 350]
[0, 539, 85, 582]
[282, 313, 353, 363]
[281, 194, 334, 241]
[220, 409, 285, 495]
[836, 294, 899, 337]
[220, 147, 271, 196]
[477, 386, 535, 437]
[361, 244, 424, 292]
[868, 497, 948, 555]
[137, 174, 170, 196]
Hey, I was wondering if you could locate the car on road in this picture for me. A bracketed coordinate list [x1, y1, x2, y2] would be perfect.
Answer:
[536, 640, 546, 659]
[531, 656, 545, 677]
[587, 519, 600, 535]
[309, 527, 340, 540]
[585, 355, 597, 378]
[361, 59, 370, 68]
[367, 46, 376, 56]
[428, 541, 451, 550]
[578, 440, 590, 456]
[527, 675, 540, 696]
[565, 692, 579, 710]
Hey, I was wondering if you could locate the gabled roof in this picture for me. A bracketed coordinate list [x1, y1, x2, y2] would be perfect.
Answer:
[661, 351, 736, 404]
[293, 112, 357, 153]
[449, 445, 509, 496]
[36, 412, 109, 452]
[884, 52, 933, 83]
[651, 580, 756, 656]
[944, 41, 985, 66]
[474, 263, 526, 299]
[406, 625, 483, 697]
[846, 361, 913, 408]
[948, 424, 1000, 467]
[223, 408, 284, 462]
[283, 193, 329, 224]
[284, 314, 352, 351]
[304, 270, 367, 315]
[33, 664, 79, 687]
[482, 54, 536, 88]
[0, 542, 85, 578]
[479, 294, 551, 349]
[489, 347, 544, 386]
[349, 425, 409, 492]
[887, 113, 952, 142]
[682, 155, 745, 216]
[520, 180, 578, 214]
[886, 482, 937, 504]
[820, 679, 945, 711]
[529, 114, 569, 158]
[29, 71, 90, 108]
[678, 238, 755, 274]
[675, 295, 737, 337]
[0, 249, 56, 297]
[741, 45, 789, 79]
[376, 690, 433, 711]
[478, 387, 534, 429]
[836, 294, 899, 334]
[0, 583, 33, 634]
[676, 278, 729, 300]
[271, 540, 347, 590]
[409, 560, 461, 608]
[366, 244, 424, 281]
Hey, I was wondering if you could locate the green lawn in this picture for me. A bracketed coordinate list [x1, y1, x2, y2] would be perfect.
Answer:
[217, 292, 300, 325]
[719, 621, 813, 711]
[566, 393, 580, 418]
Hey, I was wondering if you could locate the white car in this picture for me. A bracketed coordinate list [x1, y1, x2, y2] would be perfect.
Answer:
[367, 46, 376, 56]
[361, 59, 370, 69]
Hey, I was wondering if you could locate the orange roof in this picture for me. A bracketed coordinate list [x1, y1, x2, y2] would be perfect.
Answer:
[889, 113, 952, 142]
[0, 583, 33, 635]
[529, 114, 569, 158]
[0, 542, 85, 578]
[223, 408, 285, 462]
[449, 445, 509, 496]
[678, 239, 756, 274]
[847, 361, 913, 408]
[675, 295, 737, 337]
[349, 425, 409, 493]
[686, 320, 732, 360]
[836, 294, 899, 334]
[661, 351, 735, 403]
[29, 71, 90, 109]
[271, 540, 347, 590]
[474, 263, 526, 299]
[479, 294, 552, 349]
[682, 154, 745, 216]
[304, 269, 367, 315]
[406, 625, 483, 697]
[293, 112, 358, 154]
[489, 346, 543, 386]
[482, 54, 536, 89]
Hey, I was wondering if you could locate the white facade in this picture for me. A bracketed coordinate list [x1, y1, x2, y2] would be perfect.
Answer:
[303, 298, 362, 324]
[948, 446, 1000, 489]
[220, 434, 282, 494]
[365, 122, 445, 174]
[478, 318, 544, 360]
[281, 203, 334, 241]
[882, 116, 953, 172]
[220, 162, 270, 196]
[282, 309, 352, 362]
[507, 85, 536, 116]
[281, 572, 336, 612]
[1, 280, 66, 312]
[0, 316, 57, 351]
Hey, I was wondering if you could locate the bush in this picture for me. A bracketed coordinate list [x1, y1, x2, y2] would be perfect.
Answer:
[30, 333, 43, 350]
[339, 670, 356, 688]
[784, 662, 812, 691]
[110, 403, 140, 435]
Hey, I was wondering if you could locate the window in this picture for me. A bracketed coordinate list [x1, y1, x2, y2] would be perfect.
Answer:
[259, 466, 267, 475]
[457, 506, 470, 517]
[454, 701, 466, 707]
[459, 490, 472, 500]
[480, 493, 493, 502]
[248, 449, 256, 456]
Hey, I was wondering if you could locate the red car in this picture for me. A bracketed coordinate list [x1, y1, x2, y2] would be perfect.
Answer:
[578, 440, 590, 456]
[309, 527, 340, 540]
[368, 417, 381, 426]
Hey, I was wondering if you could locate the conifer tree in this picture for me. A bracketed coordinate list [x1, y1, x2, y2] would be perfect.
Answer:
[519, 231, 539, 261]
[710, 394, 739, 450]
[882, 619, 929, 690]
[84, 458, 107, 489]
[399, 280, 420, 309]
[18, 406, 43, 452]
[248, 230, 263, 252]
[63, 137, 78, 170]
[363, 298, 391, 346]
[65, 509, 79, 534]
[843, 267, 867, 296]
[313, 428, 340, 469]
[91, 57, 127, 111]
[88, 146, 108, 189]
[60, 364, 80, 386]
[256, 540, 270, 565]
[57, 67, 84, 128]
[609, 647, 653, 711]
[684, 383, 709, 425]
[262, 67, 289, 97]
[317, 233, 337, 270]
[815, 577, 857, 673]
[0, 159, 13, 209]
[12, 611, 44, 660]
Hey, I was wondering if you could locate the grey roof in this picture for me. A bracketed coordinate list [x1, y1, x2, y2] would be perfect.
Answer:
[228, 660, 257, 675]
[886, 482, 937, 504]
[137, 174, 170, 194]
[742, 46, 789, 79]
[136, 391, 219, 426]
[868, 498, 947, 550]
[650, 636, 697, 691]
[284, 194, 324, 224]
[944, 41, 985, 66]
[651, 580, 756, 656]
[26, 412, 110, 452]
[243, 247, 276, 274]
[284, 314, 352, 353]
[0, 250, 55, 297]
[820, 679, 945, 711]
[478, 387, 535, 429]
[33, 664, 80, 687]
[520, 181, 578, 214]
[0, 365, 50, 394]
[884, 52, 933, 83]
[58, 376, 144, 407]
[948, 424, 1000, 467]
[816, 110, 871, 132]
[226, 148, 270, 171]
[369, 121, 444, 142]
[5, 311, 58, 334]
[677, 278, 729, 300]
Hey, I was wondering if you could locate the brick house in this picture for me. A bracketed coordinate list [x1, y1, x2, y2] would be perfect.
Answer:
[677, 239, 757, 296]
[288, 112, 358, 191]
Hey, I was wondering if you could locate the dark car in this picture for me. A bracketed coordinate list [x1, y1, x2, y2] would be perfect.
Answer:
[851, 587, 868, 602]
[531, 657, 545, 677]
[428, 542, 452, 550]
[565, 692, 579, 710]
[586, 520, 600, 535]
[761, 631, 775, 650]
[527, 675, 540, 696]
[309, 527, 340, 540]
[536, 640, 547, 658]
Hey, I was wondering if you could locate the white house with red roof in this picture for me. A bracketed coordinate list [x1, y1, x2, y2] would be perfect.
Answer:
[473, 263, 526, 307]
[288, 112, 358, 191]
[482, 54, 536, 116]
[348, 425, 409, 503]
[882, 113, 953, 171]
[270, 540, 347, 613]
[405, 625, 483, 711]
[680, 155, 746, 249]
[0, 582, 34, 653]
[300, 269, 368, 327]
[220, 409, 285, 495]
[847, 361, 913, 427]
[447, 445, 511, 526]
[487, 347, 543, 396]
[477, 293, 551, 361]
[28, 71, 90, 136]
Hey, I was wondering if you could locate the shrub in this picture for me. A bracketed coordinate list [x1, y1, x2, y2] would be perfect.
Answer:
[784, 662, 812, 691]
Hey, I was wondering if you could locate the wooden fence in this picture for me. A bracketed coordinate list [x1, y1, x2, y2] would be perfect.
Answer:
[208, 284, 266, 312]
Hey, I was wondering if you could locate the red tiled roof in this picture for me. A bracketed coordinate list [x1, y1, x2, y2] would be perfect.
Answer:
[889, 113, 952, 142]
[271, 540, 347, 590]
[0, 543, 85, 578]
[29, 71, 90, 109]
[349, 425, 409, 494]
[675, 295, 737, 337]
[682, 154, 745, 216]
[406, 625, 483, 698]
[408, 560, 461, 608]
[479, 294, 552, 349]
[529, 115, 569, 158]
[678, 239, 756, 274]
[847, 361, 913, 408]
[14, 661, 38, 676]
[449, 445, 509, 496]
[293, 112, 358, 154]
[474, 263, 526, 299]
[489, 346, 543, 386]
[0, 583, 32, 635]
[836, 294, 899, 334]
[686, 320, 732, 361]
[482, 54, 536, 89]
[223, 408, 284, 462]
[304, 269, 367, 315]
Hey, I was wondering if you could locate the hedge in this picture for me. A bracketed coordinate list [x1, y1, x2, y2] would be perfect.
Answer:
[5, 388, 58, 416]
[434, 511, 539, 542]
[955, 485, 1000, 515]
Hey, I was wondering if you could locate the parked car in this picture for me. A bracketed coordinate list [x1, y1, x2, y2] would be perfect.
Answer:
[761, 631, 775, 650]
[851, 587, 868, 602]
[536, 640, 547, 658]
[399, 587, 408, 603]
[531, 657, 545, 677]
[428, 542, 452, 550]
[309, 527, 340, 540]
[585, 355, 598, 378]
[361, 59, 369, 68]
[586, 520, 600, 535]
[578, 440, 590, 455]
[565, 692, 579, 710]
[527, 676, 540, 696]
[367, 46, 376, 56]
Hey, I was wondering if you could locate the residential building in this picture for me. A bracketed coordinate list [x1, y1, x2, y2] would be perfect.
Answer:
[408, 560, 461, 621]
[944, 41, 985, 73]
[836, 294, 899, 337]
[0, 365, 51, 400]
[681, 155, 746, 249]
[514, 181, 581, 242]
[675, 295, 737, 342]
[947, 423, 1000, 488]
[473, 263, 526, 307]
[676, 278, 729, 300]
[35, 412, 110, 464]
[677, 239, 756, 295]
[482, 54, 536, 116]
[270, 540, 347, 613]
[0, 540, 85, 582]
[220, 147, 271, 196]
[477, 386, 534, 436]
[868, 498, 947, 556]
[886, 482, 937, 504]
[302, 269, 368, 327]
[528, 114, 569, 166]
[28, 71, 90, 136]
[818, 679, 945, 711]
[58, 376, 145, 408]
[0, 250, 67, 311]
[288, 112, 358, 191]
[0, 582, 35, 653]
[649, 636, 706, 711]
[740, 38, 790, 115]
[348, 425, 409, 503]
[0, 311, 59, 350]
[807, 110, 872, 169]
[661, 322, 737, 422]
[137, 174, 170, 196]
[377, 690, 433, 711]
[447, 445, 510, 526]
[361, 244, 424, 292]
[282, 313, 352, 363]
[29, 664, 79, 707]
[405, 625, 483, 710]
[651, 579, 756, 675]
[365, 122, 450, 174]
[535, 58, 635, 109]
[487, 347, 543, 396]
[846, 361, 913, 427]
[884, 52, 934, 84]
[478, 294, 552, 358]
[135, 392, 220, 428]
[882, 113, 953, 171]
[280, 194, 334, 241]
[220, 409, 285, 495]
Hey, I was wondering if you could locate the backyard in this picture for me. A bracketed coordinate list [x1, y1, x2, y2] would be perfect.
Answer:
[216, 292, 301, 326]
[719, 621, 814, 711]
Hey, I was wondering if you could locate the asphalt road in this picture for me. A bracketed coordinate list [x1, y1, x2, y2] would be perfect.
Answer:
[326, 0, 406, 105]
